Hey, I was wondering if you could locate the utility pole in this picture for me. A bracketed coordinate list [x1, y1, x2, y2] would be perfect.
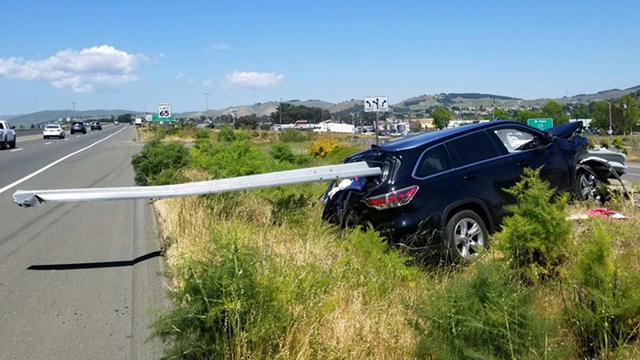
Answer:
[622, 103, 627, 136]
[608, 102, 613, 141]
[204, 93, 210, 113]
[492, 98, 496, 121]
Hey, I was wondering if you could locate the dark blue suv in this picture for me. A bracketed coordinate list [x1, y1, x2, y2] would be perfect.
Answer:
[322, 120, 588, 261]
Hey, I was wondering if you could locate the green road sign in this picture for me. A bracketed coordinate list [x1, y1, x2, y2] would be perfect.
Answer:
[152, 114, 173, 123]
[527, 118, 553, 130]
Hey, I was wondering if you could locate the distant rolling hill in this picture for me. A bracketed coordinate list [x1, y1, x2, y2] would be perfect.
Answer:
[5, 85, 639, 125]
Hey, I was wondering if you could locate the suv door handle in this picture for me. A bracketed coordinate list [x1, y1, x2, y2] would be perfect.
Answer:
[516, 161, 529, 168]
[463, 173, 477, 181]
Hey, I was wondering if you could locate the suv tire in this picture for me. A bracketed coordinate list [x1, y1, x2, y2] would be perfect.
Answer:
[445, 209, 488, 261]
[9, 138, 16, 148]
[575, 169, 601, 201]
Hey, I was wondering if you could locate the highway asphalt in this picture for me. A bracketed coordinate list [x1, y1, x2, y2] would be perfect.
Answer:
[623, 162, 640, 183]
[0, 125, 168, 359]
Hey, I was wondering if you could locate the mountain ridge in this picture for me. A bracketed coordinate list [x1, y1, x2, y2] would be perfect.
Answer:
[3, 85, 639, 127]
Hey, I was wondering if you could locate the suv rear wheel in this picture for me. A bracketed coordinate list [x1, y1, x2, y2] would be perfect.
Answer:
[445, 210, 488, 261]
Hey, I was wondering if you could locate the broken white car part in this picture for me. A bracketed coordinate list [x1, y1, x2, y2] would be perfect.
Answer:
[12, 162, 382, 207]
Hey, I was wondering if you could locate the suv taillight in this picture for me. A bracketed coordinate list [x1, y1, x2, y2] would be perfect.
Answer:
[364, 186, 419, 210]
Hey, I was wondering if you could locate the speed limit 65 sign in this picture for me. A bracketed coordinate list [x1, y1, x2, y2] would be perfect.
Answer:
[158, 103, 171, 118]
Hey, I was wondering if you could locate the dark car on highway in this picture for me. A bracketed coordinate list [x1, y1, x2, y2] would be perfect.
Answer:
[322, 120, 589, 261]
[70, 122, 87, 134]
[91, 122, 102, 131]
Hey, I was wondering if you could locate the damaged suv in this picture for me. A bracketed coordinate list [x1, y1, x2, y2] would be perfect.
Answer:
[322, 120, 616, 261]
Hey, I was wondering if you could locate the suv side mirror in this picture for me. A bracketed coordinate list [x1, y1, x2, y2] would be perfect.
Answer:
[10, 126, 15, 129]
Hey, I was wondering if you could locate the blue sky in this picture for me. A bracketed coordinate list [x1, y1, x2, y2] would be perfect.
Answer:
[1, 0, 639, 114]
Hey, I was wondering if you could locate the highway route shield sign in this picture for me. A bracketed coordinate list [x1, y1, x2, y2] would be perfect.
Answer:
[364, 97, 389, 112]
[158, 103, 171, 118]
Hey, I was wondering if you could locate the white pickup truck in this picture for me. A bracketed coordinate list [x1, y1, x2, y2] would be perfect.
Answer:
[0, 120, 17, 149]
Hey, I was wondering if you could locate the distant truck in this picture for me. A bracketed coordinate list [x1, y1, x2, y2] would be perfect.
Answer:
[134, 118, 143, 126]
[0, 120, 17, 149]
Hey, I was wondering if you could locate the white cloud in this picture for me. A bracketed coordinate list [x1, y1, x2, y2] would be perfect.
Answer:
[202, 80, 212, 87]
[212, 42, 231, 51]
[0, 45, 144, 92]
[225, 71, 283, 89]
[175, 72, 184, 80]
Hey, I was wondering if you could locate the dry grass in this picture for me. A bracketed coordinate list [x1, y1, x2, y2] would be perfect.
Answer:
[153, 187, 429, 359]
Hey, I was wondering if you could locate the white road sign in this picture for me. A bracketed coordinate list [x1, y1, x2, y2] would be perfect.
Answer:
[364, 96, 389, 112]
[158, 103, 171, 118]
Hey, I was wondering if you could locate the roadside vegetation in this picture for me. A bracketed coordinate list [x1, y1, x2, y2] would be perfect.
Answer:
[133, 125, 640, 359]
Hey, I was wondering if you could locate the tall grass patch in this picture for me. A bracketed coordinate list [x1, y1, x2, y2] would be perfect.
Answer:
[416, 260, 550, 359]
[566, 220, 640, 358]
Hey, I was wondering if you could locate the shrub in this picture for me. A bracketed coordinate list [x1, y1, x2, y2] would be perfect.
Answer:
[612, 137, 625, 150]
[599, 139, 610, 148]
[270, 143, 311, 165]
[131, 140, 189, 185]
[416, 260, 548, 359]
[267, 189, 311, 225]
[194, 129, 209, 140]
[566, 221, 640, 358]
[153, 234, 290, 359]
[279, 128, 308, 142]
[494, 167, 571, 281]
[190, 138, 271, 178]
[217, 126, 247, 142]
[270, 143, 296, 163]
[307, 138, 339, 158]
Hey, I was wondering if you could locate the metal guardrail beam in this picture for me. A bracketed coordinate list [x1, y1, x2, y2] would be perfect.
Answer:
[12, 161, 382, 207]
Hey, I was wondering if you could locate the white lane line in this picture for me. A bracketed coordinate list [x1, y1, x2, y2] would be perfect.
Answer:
[10, 148, 23, 152]
[0, 126, 129, 195]
[44, 142, 52, 145]
[627, 164, 640, 169]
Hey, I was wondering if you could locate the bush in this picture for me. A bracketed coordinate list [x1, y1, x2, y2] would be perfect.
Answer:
[153, 234, 290, 359]
[194, 129, 209, 140]
[267, 189, 311, 225]
[131, 140, 189, 185]
[217, 126, 247, 142]
[270, 143, 311, 165]
[416, 260, 548, 359]
[494, 168, 571, 281]
[566, 221, 640, 358]
[612, 137, 625, 150]
[307, 138, 339, 158]
[599, 139, 610, 148]
[270, 143, 296, 163]
[279, 128, 308, 142]
[190, 138, 272, 178]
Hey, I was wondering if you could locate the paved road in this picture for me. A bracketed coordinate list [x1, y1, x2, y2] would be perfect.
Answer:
[0, 125, 168, 359]
[623, 162, 640, 184]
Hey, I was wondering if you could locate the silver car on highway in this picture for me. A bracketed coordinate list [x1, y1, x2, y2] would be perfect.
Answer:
[43, 124, 66, 139]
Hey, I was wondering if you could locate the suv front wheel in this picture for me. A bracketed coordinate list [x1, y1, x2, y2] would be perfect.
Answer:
[445, 210, 488, 261]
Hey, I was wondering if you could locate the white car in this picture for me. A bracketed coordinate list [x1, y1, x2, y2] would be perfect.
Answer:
[43, 124, 66, 139]
[0, 120, 17, 149]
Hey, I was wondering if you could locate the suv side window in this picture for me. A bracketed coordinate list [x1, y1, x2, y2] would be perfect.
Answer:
[0, 122, 4, 129]
[493, 128, 542, 153]
[448, 130, 502, 166]
[415, 144, 453, 178]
